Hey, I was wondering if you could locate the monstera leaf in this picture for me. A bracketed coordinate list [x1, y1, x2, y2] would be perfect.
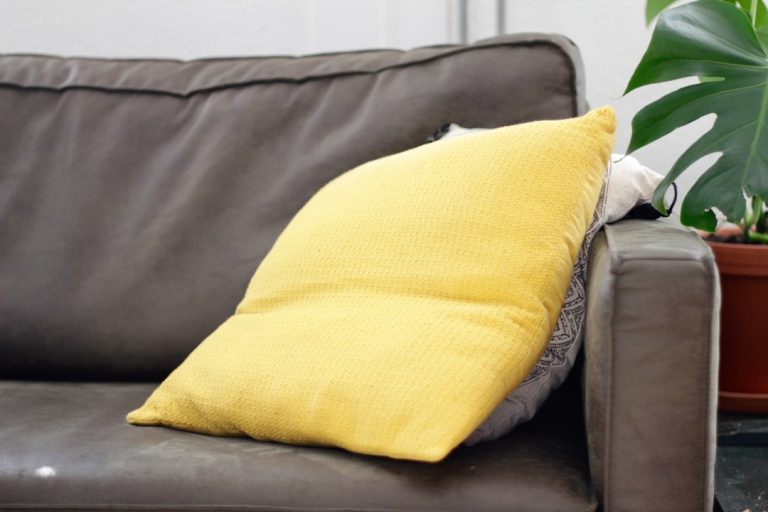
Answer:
[646, 0, 768, 50]
[626, 0, 768, 231]
[646, 0, 683, 24]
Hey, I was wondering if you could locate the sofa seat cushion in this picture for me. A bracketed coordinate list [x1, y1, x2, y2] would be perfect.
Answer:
[0, 380, 596, 512]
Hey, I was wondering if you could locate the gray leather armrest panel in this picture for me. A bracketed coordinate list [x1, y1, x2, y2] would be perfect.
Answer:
[584, 218, 719, 512]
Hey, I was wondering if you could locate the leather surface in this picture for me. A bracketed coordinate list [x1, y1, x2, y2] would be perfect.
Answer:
[584, 217, 719, 511]
[0, 376, 596, 512]
[0, 34, 585, 381]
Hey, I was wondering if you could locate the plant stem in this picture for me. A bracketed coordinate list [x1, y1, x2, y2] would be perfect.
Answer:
[744, 196, 765, 241]
[758, 206, 767, 233]
[746, 229, 768, 242]
[742, 196, 763, 240]
[752, 0, 759, 27]
[754, 195, 764, 218]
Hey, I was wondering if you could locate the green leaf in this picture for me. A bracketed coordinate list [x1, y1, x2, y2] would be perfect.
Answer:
[749, 0, 768, 27]
[757, 24, 768, 50]
[644, 1, 768, 43]
[625, 0, 768, 231]
[736, 0, 768, 49]
[646, 0, 683, 24]
[724, 0, 768, 22]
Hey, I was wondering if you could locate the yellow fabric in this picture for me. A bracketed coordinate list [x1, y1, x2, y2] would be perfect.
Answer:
[127, 107, 615, 462]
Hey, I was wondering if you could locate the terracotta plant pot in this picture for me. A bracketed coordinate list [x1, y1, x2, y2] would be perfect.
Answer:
[708, 240, 768, 413]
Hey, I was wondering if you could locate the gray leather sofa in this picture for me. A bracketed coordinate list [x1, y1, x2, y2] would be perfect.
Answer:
[0, 34, 719, 512]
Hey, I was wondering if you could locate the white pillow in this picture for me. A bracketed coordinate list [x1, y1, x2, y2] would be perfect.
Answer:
[604, 153, 664, 223]
[432, 124, 662, 444]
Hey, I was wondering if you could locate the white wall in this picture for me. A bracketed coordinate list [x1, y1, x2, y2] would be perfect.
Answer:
[0, 0, 452, 57]
[0, 0, 709, 198]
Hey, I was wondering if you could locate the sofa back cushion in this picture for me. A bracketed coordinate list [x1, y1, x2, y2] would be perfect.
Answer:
[0, 34, 585, 380]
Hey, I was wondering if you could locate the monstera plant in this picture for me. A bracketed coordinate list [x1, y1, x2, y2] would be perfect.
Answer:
[627, 0, 768, 242]
[627, 0, 768, 413]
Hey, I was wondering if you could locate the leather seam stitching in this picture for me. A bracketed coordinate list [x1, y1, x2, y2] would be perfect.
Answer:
[698, 258, 717, 512]
[605, 237, 617, 512]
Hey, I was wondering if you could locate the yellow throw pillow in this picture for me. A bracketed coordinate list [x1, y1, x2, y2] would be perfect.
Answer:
[127, 107, 615, 462]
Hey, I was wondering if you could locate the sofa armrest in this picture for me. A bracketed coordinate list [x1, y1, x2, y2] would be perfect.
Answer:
[584, 218, 720, 512]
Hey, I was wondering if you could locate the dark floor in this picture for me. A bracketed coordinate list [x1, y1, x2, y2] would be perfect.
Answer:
[715, 412, 768, 512]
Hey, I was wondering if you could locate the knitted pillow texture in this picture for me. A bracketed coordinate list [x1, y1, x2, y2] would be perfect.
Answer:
[465, 171, 609, 444]
[461, 150, 661, 443]
[430, 125, 616, 445]
[127, 107, 616, 462]
[445, 132, 661, 443]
